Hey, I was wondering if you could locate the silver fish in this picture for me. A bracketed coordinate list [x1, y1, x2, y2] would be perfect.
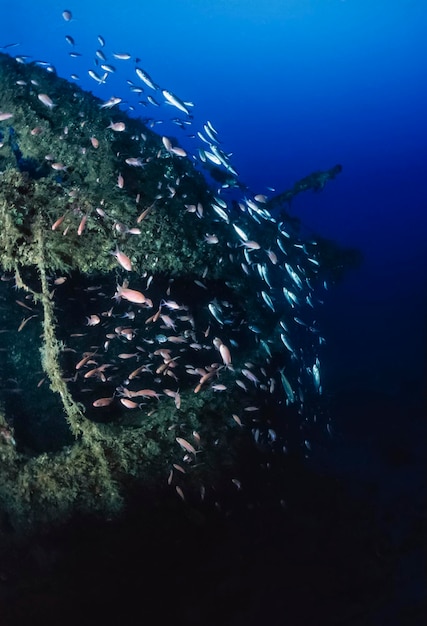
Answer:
[135, 67, 158, 90]
[162, 89, 191, 115]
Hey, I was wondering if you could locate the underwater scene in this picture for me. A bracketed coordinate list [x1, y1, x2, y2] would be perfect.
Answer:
[0, 2, 426, 625]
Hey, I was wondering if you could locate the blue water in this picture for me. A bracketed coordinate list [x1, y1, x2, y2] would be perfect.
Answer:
[2, 1, 426, 622]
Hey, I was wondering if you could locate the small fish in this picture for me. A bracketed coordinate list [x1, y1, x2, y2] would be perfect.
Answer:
[162, 89, 191, 116]
[37, 94, 55, 109]
[112, 246, 132, 271]
[100, 96, 122, 109]
[51, 162, 67, 171]
[77, 214, 88, 235]
[113, 52, 131, 60]
[279, 369, 295, 403]
[242, 240, 261, 251]
[147, 95, 160, 107]
[88, 69, 108, 84]
[213, 337, 232, 366]
[53, 277, 67, 285]
[211, 204, 229, 222]
[312, 359, 321, 393]
[125, 157, 144, 167]
[95, 49, 107, 61]
[115, 283, 148, 304]
[100, 64, 116, 74]
[135, 67, 157, 90]
[51, 213, 67, 231]
[169, 146, 187, 157]
[17, 314, 38, 332]
[86, 315, 101, 326]
[120, 398, 139, 409]
[107, 121, 126, 132]
[93, 397, 114, 407]
[16, 299, 33, 312]
[285, 263, 303, 290]
[176, 437, 197, 455]
[175, 485, 185, 501]
[0, 112, 13, 121]
[232, 414, 243, 427]
[261, 291, 275, 312]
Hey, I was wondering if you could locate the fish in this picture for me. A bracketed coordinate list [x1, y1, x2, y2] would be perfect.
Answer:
[162, 89, 192, 116]
[169, 146, 187, 157]
[100, 96, 122, 109]
[107, 121, 126, 132]
[261, 291, 275, 312]
[135, 67, 158, 90]
[208, 302, 225, 325]
[93, 397, 114, 408]
[120, 398, 139, 409]
[17, 314, 38, 332]
[77, 214, 88, 236]
[112, 246, 132, 271]
[147, 95, 160, 107]
[88, 69, 108, 84]
[285, 263, 303, 290]
[95, 49, 107, 61]
[125, 157, 144, 167]
[114, 283, 148, 305]
[312, 359, 321, 393]
[175, 486, 185, 501]
[37, 94, 55, 109]
[213, 337, 232, 366]
[51, 214, 67, 231]
[211, 204, 229, 223]
[279, 369, 295, 404]
[176, 437, 197, 455]
[100, 64, 116, 74]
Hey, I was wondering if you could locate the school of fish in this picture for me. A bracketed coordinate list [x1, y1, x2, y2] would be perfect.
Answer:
[0, 8, 330, 500]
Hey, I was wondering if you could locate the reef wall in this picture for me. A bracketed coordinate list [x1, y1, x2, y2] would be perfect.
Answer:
[0, 51, 348, 535]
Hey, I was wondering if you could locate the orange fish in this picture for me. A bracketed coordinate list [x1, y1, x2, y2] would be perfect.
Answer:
[77, 214, 87, 235]
[176, 437, 196, 455]
[112, 246, 132, 271]
[114, 283, 148, 304]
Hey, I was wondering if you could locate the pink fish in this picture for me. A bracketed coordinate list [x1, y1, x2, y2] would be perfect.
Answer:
[169, 146, 187, 157]
[112, 246, 132, 271]
[37, 93, 56, 109]
[176, 437, 197, 455]
[107, 121, 126, 132]
[93, 397, 114, 408]
[77, 214, 87, 235]
[114, 283, 147, 304]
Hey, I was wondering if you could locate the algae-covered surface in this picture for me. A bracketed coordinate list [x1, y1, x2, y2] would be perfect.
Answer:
[0, 50, 354, 537]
